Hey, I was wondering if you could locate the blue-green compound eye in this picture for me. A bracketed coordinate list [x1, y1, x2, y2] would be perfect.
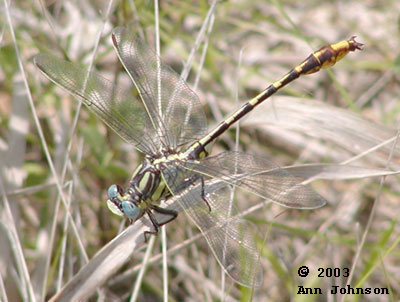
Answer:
[108, 184, 122, 199]
[107, 184, 126, 217]
[121, 201, 141, 220]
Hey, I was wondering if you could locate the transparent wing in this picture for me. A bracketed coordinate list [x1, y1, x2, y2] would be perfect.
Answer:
[161, 168, 262, 287]
[111, 27, 208, 150]
[34, 54, 161, 155]
[183, 151, 327, 209]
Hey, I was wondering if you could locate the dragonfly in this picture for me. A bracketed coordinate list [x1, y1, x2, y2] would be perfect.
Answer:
[34, 27, 362, 287]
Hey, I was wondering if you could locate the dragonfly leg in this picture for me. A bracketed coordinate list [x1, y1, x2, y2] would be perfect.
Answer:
[172, 173, 211, 212]
[151, 205, 178, 225]
[199, 176, 212, 213]
[143, 206, 178, 241]
[144, 210, 160, 242]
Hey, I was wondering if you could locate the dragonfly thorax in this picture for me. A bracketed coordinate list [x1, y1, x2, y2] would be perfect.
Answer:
[129, 157, 165, 201]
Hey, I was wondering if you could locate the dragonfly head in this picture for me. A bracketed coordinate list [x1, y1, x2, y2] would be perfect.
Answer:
[106, 184, 143, 221]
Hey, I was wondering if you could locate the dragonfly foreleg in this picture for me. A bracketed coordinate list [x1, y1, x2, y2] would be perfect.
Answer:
[143, 206, 178, 241]
[143, 210, 160, 242]
[151, 205, 178, 225]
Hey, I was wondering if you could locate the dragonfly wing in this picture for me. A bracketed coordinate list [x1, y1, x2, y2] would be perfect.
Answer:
[112, 27, 208, 149]
[184, 151, 327, 209]
[162, 166, 262, 287]
[34, 54, 161, 155]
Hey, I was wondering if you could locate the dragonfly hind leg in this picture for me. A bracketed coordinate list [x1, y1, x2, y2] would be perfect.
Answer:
[199, 176, 212, 213]
[174, 173, 212, 213]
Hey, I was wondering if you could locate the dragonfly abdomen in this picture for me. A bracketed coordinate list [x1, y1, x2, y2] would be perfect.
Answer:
[186, 36, 363, 159]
